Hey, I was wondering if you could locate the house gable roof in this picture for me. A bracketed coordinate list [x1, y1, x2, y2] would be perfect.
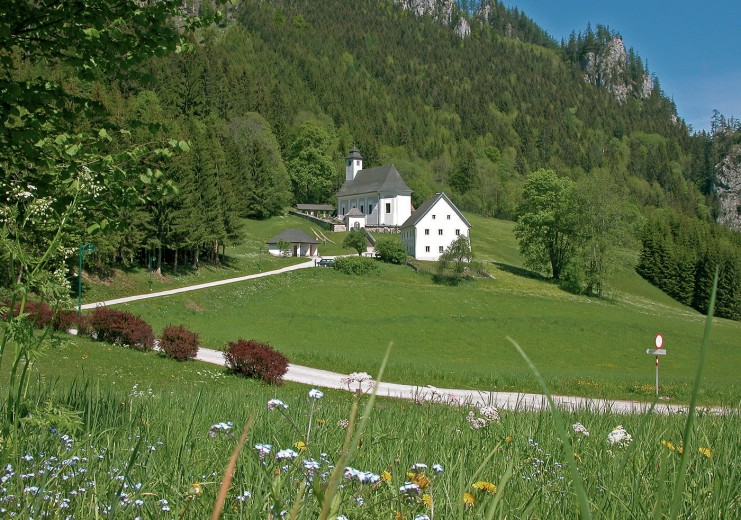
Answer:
[337, 165, 412, 197]
[345, 207, 364, 217]
[400, 192, 471, 229]
[266, 229, 319, 245]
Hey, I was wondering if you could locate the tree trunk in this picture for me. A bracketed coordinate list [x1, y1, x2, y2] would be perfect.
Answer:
[173, 248, 179, 275]
[156, 245, 162, 275]
[213, 239, 220, 265]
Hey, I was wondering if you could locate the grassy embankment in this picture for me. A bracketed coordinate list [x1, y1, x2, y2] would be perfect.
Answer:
[102, 214, 740, 405]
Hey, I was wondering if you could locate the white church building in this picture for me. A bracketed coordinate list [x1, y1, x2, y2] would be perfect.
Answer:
[337, 147, 412, 228]
[400, 192, 471, 261]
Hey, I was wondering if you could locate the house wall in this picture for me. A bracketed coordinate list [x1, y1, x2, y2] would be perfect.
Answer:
[267, 242, 317, 257]
[379, 193, 411, 226]
[401, 199, 470, 261]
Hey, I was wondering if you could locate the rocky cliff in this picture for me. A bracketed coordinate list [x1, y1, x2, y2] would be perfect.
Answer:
[582, 36, 653, 104]
[395, 0, 470, 37]
[715, 144, 741, 232]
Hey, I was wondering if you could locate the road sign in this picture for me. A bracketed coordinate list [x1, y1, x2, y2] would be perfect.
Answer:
[655, 334, 664, 349]
[648, 334, 666, 397]
[646, 349, 667, 355]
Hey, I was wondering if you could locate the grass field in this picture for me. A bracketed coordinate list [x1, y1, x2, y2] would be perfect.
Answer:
[3, 337, 738, 518]
[77, 214, 738, 406]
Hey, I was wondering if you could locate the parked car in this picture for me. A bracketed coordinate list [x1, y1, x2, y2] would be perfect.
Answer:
[317, 258, 335, 267]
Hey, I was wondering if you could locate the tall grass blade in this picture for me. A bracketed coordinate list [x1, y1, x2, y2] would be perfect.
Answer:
[484, 457, 514, 520]
[669, 268, 718, 519]
[211, 414, 255, 520]
[508, 336, 592, 520]
[319, 341, 392, 519]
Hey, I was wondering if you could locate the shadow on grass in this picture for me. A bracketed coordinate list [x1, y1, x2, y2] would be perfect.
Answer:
[491, 261, 546, 280]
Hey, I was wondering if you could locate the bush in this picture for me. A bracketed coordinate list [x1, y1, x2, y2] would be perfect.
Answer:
[160, 325, 199, 361]
[223, 339, 288, 385]
[334, 256, 379, 276]
[11, 300, 55, 328]
[89, 307, 155, 350]
[375, 236, 408, 264]
[53, 310, 90, 334]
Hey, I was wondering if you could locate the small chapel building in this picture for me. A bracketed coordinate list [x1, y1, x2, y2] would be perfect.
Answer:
[336, 147, 412, 228]
[400, 192, 471, 261]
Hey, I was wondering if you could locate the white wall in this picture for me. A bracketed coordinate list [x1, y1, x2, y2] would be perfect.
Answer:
[402, 199, 469, 261]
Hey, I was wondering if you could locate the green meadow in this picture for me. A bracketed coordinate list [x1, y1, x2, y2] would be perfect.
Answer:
[107, 215, 740, 405]
[3, 337, 738, 518]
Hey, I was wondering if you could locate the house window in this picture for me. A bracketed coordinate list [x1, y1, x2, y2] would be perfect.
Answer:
[455, 229, 460, 236]
[438, 229, 443, 235]
[425, 246, 430, 252]
[432, 214, 436, 220]
[424, 229, 429, 235]
[385, 203, 391, 213]
[439, 246, 444, 253]
[447, 214, 451, 220]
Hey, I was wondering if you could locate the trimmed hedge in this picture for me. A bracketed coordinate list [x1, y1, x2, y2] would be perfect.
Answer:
[334, 255, 379, 275]
[9, 300, 55, 328]
[160, 325, 199, 361]
[53, 310, 90, 335]
[223, 339, 288, 385]
[89, 307, 155, 350]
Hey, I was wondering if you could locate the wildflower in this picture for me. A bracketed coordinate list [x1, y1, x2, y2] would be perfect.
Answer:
[472, 481, 497, 494]
[337, 419, 350, 429]
[255, 444, 272, 460]
[408, 472, 431, 489]
[463, 492, 475, 507]
[572, 422, 590, 436]
[607, 425, 633, 447]
[422, 493, 432, 507]
[399, 482, 421, 495]
[267, 399, 288, 411]
[276, 449, 298, 461]
[293, 441, 307, 452]
[303, 459, 320, 474]
[316, 418, 326, 426]
[662, 440, 676, 452]
[308, 389, 324, 399]
[411, 462, 428, 472]
[479, 405, 500, 422]
[415, 515, 431, 520]
[699, 447, 713, 458]
[573, 452, 582, 463]
[235, 490, 252, 502]
[505, 436, 513, 443]
[189, 482, 202, 496]
[432, 463, 444, 474]
[209, 421, 233, 438]
[381, 470, 392, 482]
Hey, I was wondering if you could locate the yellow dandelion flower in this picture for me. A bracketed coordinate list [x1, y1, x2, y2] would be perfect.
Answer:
[699, 447, 713, 458]
[573, 452, 582, 463]
[188, 482, 202, 496]
[316, 418, 326, 426]
[411, 473, 431, 489]
[293, 440, 307, 452]
[677, 446, 684, 455]
[422, 494, 432, 508]
[505, 436, 513, 443]
[394, 511, 405, 520]
[381, 470, 393, 482]
[472, 481, 497, 494]
[463, 492, 475, 507]
[662, 440, 676, 452]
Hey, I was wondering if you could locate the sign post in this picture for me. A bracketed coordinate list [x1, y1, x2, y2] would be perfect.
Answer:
[645, 334, 666, 396]
[77, 243, 96, 316]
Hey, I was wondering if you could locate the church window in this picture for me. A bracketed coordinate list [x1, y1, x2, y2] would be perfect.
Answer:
[385, 203, 391, 213]
[425, 229, 429, 235]
[360, 205, 364, 214]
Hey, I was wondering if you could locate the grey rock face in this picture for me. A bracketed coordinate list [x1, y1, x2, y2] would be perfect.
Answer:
[582, 36, 653, 104]
[396, 0, 469, 38]
[715, 144, 741, 232]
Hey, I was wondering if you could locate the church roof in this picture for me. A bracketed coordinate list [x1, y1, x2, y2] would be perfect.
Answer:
[266, 229, 319, 244]
[400, 192, 471, 229]
[337, 165, 412, 197]
[346, 147, 363, 161]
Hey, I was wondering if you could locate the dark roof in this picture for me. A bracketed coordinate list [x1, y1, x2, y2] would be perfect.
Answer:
[400, 192, 471, 229]
[337, 164, 412, 197]
[345, 207, 364, 217]
[266, 229, 319, 244]
[297, 204, 334, 211]
[346, 147, 363, 161]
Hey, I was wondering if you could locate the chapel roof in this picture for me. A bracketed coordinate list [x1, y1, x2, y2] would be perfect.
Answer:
[266, 229, 319, 244]
[337, 164, 412, 197]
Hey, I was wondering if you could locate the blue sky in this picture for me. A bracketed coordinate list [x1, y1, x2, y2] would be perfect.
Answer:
[503, 1, 741, 132]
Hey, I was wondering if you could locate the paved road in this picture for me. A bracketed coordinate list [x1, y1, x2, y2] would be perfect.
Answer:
[196, 347, 722, 416]
[81, 258, 316, 309]
[80, 259, 726, 416]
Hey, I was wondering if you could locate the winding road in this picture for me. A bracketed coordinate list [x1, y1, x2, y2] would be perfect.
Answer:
[83, 258, 726, 416]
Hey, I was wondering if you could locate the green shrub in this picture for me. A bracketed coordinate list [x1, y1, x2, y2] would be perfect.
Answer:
[375, 236, 408, 264]
[334, 255, 379, 275]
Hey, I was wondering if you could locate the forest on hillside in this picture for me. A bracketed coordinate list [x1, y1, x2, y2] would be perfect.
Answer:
[1, 0, 739, 317]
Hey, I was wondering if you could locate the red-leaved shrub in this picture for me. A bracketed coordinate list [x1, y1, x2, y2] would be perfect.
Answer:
[12, 300, 54, 328]
[89, 307, 154, 350]
[53, 310, 90, 335]
[223, 339, 289, 385]
[160, 325, 199, 361]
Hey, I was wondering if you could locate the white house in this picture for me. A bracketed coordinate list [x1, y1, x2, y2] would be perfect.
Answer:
[337, 147, 412, 227]
[266, 229, 319, 257]
[399, 192, 471, 261]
